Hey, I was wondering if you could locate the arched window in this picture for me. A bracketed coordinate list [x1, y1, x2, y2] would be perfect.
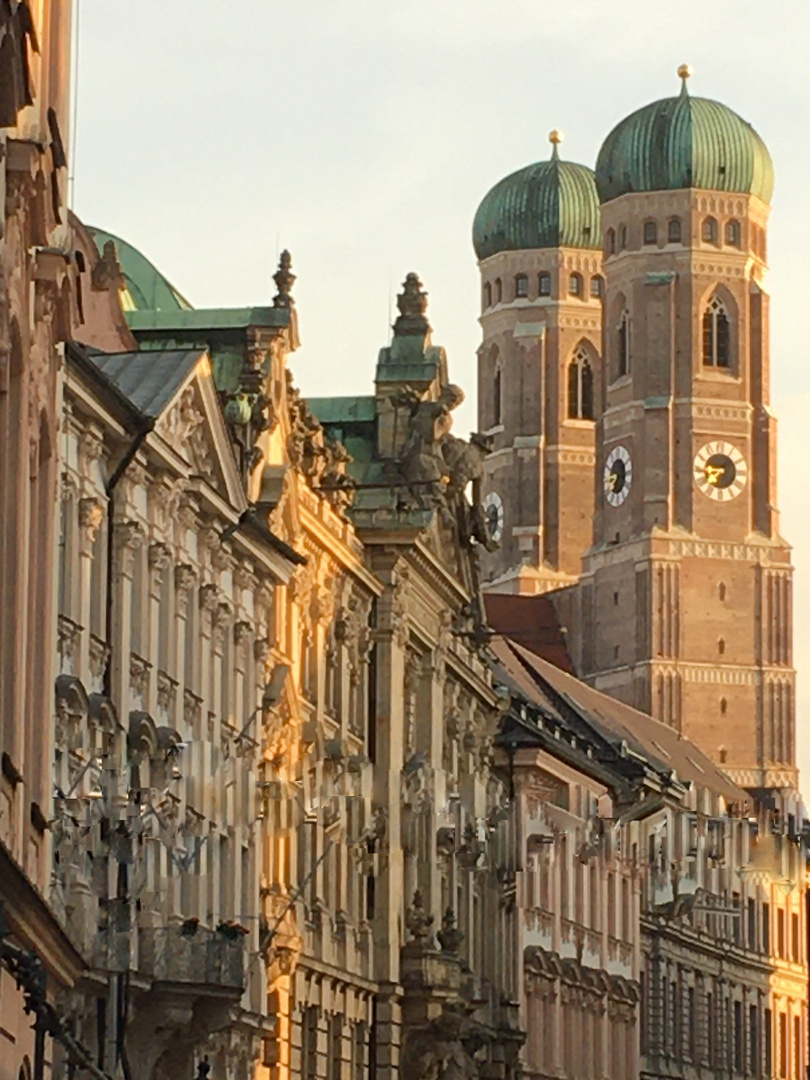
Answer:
[702, 217, 718, 243]
[590, 275, 604, 299]
[718, 637, 726, 656]
[720, 698, 728, 715]
[702, 294, 731, 368]
[567, 347, 594, 420]
[725, 220, 741, 247]
[606, 228, 616, 255]
[515, 273, 528, 299]
[668, 218, 682, 243]
[538, 271, 551, 296]
[569, 272, 582, 297]
[617, 311, 630, 377]
[718, 581, 727, 601]
[493, 365, 503, 426]
[484, 282, 492, 308]
[495, 278, 503, 303]
[619, 224, 628, 250]
[643, 220, 657, 245]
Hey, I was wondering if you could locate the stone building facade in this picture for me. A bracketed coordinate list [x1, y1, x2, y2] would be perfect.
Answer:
[0, 5, 86, 1080]
[490, 620, 808, 1080]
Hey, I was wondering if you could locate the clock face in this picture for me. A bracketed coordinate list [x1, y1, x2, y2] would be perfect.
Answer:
[482, 491, 504, 543]
[604, 446, 632, 507]
[693, 441, 747, 501]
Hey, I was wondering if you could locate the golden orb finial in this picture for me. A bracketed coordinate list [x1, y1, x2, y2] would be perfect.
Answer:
[549, 129, 564, 146]
[678, 63, 693, 81]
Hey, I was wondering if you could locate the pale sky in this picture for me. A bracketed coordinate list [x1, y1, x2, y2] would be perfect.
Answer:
[72, 0, 810, 794]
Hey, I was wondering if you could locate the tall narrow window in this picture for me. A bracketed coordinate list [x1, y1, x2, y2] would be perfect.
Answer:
[619, 224, 628, 250]
[590, 274, 604, 299]
[794, 1016, 801, 1080]
[484, 282, 492, 308]
[538, 271, 551, 296]
[617, 311, 630, 377]
[765, 1009, 773, 1075]
[668, 218, 682, 243]
[515, 273, 528, 298]
[567, 348, 594, 420]
[780, 1012, 787, 1078]
[791, 912, 799, 961]
[606, 228, 616, 255]
[495, 278, 502, 303]
[569, 272, 582, 297]
[750, 1005, 759, 1074]
[643, 220, 657, 245]
[726, 219, 741, 247]
[493, 363, 503, 426]
[778, 907, 786, 957]
[702, 216, 718, 243]
[702, 294, 731, 368]
[748, 898, 757, 950]
[708, 994, 715, 1066]
[763, 903, 770, 953]
[688, 987, 696, 1061]
[734, 1000, 743, 1072]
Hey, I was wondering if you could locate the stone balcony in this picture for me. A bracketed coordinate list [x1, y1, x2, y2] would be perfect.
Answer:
[137, 923, 245, 989]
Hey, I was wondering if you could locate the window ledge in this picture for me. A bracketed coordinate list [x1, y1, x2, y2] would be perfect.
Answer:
[563, 418, 595, 429]
[699, 367, 741, 383]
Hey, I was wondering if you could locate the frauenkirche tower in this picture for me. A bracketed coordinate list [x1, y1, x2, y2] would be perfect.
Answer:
[577, 67, 795, 792]
[477, 68, 797, 795]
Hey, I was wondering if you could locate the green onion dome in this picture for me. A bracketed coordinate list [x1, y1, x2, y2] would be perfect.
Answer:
[595, 65, 774, 205]
[473, 131, 601, 260]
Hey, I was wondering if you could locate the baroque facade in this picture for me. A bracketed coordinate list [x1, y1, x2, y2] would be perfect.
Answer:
[0, 5, 86, 1080]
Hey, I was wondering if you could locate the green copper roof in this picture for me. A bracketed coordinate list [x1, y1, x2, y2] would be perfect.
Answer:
[596, 75, 774, 204]
[87, 227, 193, 312]
[473, 138, 601, 260]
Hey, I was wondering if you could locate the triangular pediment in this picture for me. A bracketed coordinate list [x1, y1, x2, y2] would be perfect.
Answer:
[154, 355, 246, 510]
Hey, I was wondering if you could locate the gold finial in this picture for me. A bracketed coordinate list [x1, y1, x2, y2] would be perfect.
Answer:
[549, 129, 564, 146]
[678, 63, 693, 81]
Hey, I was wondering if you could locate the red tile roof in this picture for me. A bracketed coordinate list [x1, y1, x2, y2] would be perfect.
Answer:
[485, 593, 575, 674]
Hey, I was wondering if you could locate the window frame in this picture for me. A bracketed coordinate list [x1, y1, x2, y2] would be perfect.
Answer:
[569, 272, 583, 298]
[702, 216, 718, 244]
[668, 218, 682, 244]
[643, 220, 658, 245]
[538, 271, 552, 297]
[514, 273, 528, 299]
[702, 293, 732, 369]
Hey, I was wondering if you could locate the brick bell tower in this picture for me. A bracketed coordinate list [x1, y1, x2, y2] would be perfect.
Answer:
[571, 67, 795, 792]
[473, 131, 604, 595]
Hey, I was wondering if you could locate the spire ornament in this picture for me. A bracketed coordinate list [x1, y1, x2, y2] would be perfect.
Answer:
[273, 250, 296, 308]
[678, 63, 693, 95]
[548, 129, 563, 160]
[392, 272, 430, 338]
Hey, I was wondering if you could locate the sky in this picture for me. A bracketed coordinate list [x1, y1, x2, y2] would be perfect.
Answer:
[72, 0, 810, 794]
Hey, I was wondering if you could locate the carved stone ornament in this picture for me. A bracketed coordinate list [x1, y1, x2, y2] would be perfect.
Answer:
[114, 519, 145, 576]
[148, 541, 172, 574]
[78, 428, 104, 470]
[79, 497, 104, 543]
[92, 239, 124, 292]
[405, 890, 434, 945]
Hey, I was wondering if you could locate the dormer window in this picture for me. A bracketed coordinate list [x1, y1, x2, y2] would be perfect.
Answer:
[538, 271, 551, 296]
[515, 274, 528, 299]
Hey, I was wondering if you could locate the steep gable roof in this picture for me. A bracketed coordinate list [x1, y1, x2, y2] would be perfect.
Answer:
[492, 636, 745, 804]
